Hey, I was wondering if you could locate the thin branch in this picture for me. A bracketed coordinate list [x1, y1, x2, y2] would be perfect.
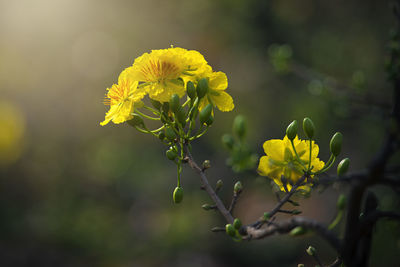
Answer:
[228, 191, 241, 213]
[326, 257, 342, 267]
[183, 144, 234, 224]
[245, 217, 341, 253]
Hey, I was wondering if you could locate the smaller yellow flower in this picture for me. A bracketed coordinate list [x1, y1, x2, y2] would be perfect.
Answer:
[257, 135, 324, 192]
[198, 71, 234, 112]
[100, 70, 146, 126]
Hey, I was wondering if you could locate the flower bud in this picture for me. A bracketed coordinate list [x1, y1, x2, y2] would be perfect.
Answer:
[199, 104, 213, 124]
[150, 99, 162, 109]
[206, 115, 214, 126]
[187, 81, 196, 99]
[298, 264, 305, 267]
[176, 107, 187, 126]
[127, 114, 144, 127]
[216, 179, 223, 190]
[202, 204, 213, 210]
[303, 117, 315, 138]
[202, 160, 211, 169]
[337, 194, 346, 210]
[169, 94, 180, 113]
[306, 246, 316, 256]
[233, 218, 242, 229]
[286, 120, 298, 140]
[158, 132, 165, 140]
[234, 181, 243, 193]
[225, 224, 236, 237]
[197, 78, 208, 98]
[330, 132, 343, 156]
[173, 186, 183, 204]
[337, 158, 350, 176]
[222, 134, 234, 149]
[290, 226, 306, 236]
[166, 148, 177, 160]
[165, 127, 176, 141]
[162, 102, 170, 113]
[233, 115, 246, 139]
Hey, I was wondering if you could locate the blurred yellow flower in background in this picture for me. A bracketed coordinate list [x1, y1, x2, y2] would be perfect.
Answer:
[197, 71, 234, 112]
[100, 70, 145, 126]
[257, 135, 324, 192]
[0, 101, 25, 166]
[126, 47, 210, 102]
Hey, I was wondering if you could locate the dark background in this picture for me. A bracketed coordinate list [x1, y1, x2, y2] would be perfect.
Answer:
[0, 0, 399, 266]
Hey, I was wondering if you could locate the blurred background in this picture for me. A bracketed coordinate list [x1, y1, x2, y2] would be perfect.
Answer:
[0, 0, 399, 266]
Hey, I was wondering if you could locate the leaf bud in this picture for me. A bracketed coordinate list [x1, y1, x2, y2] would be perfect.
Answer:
[263, 212, 271, 220]
[166, 148, 177, 160]
[127, 114, 144, 127]
[225, 224, 236, 237]
[187, 81, 196, 99]
[234, 181, 243, 193]
[150, 99, 162, 109]
[197, 78, 208, 98]
[291, 210, 302, 215]
[337, 158, 350, 176]
[233, 115, 246, 139]
[286, 120, 298, 140]
[173, 186, 183, 204]
[290, 226, 306, 236]
[169, 94, 180, 113]
[337, 194, 346, 210]
[306, 246, 316, 256]
[158, 132, 165, 140]
[216, 179, 223, 190]
[202, 160, 211, 169]
[165, 127, 176, 141]
[202, 204, 213, 210]
[298, 264, 305, 267]
[302, 117, 315, 139]
[222, 134, 235, 149]
[233, 218, 242, 229]
[199, 104, 213, 124]
[176, 107, 187, 126]
[330, 132, 343, 156]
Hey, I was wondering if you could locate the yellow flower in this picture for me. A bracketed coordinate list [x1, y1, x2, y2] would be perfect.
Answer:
[257, 135, 324, 192]
[126, 47, 210, 102]
[100, 70, 145, 126]
[198, 71, 234, 112]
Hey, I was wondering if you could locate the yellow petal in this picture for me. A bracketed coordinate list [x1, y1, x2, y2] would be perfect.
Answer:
[208, 71, 228, 91]
[212, 91, 234, 112]
[263, 139, 285, 162]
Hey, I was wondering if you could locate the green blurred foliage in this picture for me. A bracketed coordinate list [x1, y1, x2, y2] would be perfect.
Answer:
[0, 0, 399, 266]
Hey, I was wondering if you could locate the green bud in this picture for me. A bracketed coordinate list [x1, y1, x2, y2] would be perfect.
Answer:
[233, 115, 246, 139]
[222, 134, 234, 149]
[173, 187, 183, 204]
[176, 107, 187, 126]
[166, 148, 177, 160]
[286, 120, 298, 140]
[162, 102, 170, 113]
[306, 246, 316, 256]
[225, 224, 236, 237]
[199, 104, 213, 124]
[197, 78, 208, 98]
[298, 264, 305, 267]
[337, 194, 346, 210]
[165, 127, 176, 141]
[330, 132, 343, 156]
[291, 210, 302, 215]
[234, 181, 243, 193]
[303, 117, 315, 138]
[206, 115, 214, 126]
[290, 226, 306, 236]
[263, 212, 271, 220]
[127, 114, 144, 127]
[337, 158, 350, 176]
[216, 179, 223, 190]
[202, 204, 213, 210]
[233, 218, 242, 229]
[169, 94, 180, 113]
[187, 81, 196, 99]
[150, 99, 162, 109]
[202, 160, 211, 169]
[158, 132, 166, 140]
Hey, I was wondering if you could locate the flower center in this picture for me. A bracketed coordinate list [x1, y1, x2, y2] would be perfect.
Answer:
[140, 60, 180, 82]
